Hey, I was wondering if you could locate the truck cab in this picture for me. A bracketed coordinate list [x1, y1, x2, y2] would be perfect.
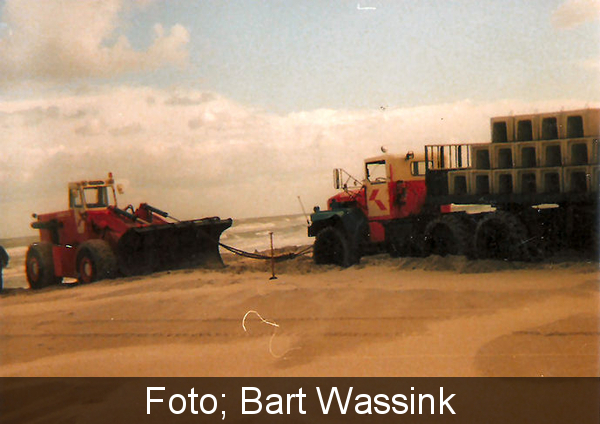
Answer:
[309, 151, 430, 265]
[361, 152, 429, 242]
[364, 153, 428, 216]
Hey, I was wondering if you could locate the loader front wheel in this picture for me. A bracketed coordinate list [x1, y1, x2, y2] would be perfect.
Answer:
[313, 226, 357, 267]
[76, 240, 117, 284]
[26, 243, 61, 289]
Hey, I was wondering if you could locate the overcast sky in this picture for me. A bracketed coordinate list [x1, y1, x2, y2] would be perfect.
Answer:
[1, 0, 599, 238]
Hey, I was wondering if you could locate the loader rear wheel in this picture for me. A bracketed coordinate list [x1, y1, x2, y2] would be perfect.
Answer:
[424, 215, 472, 257]
[26, 243, 61, 289]
[76, 239, 117, 284]
[474, 211, 529, 261]
[313, 226, 357, 267]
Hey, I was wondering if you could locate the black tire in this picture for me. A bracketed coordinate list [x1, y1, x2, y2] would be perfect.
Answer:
[26, 243, 61, 289]
[424, 214, 473, 257]
[353, 221, 370, 259]
[313, 226, 357, 267]
[76, 239, 117, 283]
[518, 208, 553, 261]
[386, 221, 426, 258]
[474, 211, 530, 261]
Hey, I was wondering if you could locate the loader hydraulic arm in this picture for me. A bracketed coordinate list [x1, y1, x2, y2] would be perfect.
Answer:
[141, 204, 168, 217]
[109, 206, 141, 222]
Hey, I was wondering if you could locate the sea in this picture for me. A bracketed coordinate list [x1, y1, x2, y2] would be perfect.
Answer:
[1, 214, 312, 290]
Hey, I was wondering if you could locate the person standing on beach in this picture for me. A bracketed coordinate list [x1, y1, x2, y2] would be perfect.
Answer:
[0, 245, 8, 291]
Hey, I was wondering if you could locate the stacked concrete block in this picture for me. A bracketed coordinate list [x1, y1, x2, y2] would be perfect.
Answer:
[516, 169, 539, 194]
[491, 143, 515, 169]
[540, 141, 564, 167]
[539, 168, 564, 194]
[490, 116, 514, 143]
[470, 171, 492, 195]
[562, 109, 600, 139]
[564, 166, 592, 193]
[566, 138, 594, 166]
[492, 169, 517, 194]
[448, 171, 470, 196]
[446, 108, 600, 197]
[514, 142, 540, 168]
[515, 114, 540, 141]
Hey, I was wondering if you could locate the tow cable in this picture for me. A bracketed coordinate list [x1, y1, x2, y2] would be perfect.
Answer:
[217, 242, 313, 262]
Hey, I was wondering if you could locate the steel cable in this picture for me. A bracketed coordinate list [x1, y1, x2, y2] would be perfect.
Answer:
[218, 242, 313, 261]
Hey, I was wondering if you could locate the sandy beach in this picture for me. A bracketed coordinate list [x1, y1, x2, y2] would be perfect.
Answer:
[1, 252, 598, 377]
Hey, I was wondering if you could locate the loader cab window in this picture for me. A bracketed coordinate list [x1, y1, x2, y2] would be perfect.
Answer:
[366, 160, 387, 183]
[82, 186, 112, 208]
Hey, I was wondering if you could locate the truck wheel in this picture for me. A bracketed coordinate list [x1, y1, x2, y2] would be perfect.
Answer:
[76, 239, 117, 283]
[26, 243, 61, 289]
[424, 215, 472, 257]
[313, 226, 356, 267]
[386, 223, 424, 257]
[474, 211, 529, 261]
[517, 208, 551, 261]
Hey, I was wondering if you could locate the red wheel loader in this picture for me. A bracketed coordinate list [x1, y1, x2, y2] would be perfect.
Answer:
[26, 173, 232, 289]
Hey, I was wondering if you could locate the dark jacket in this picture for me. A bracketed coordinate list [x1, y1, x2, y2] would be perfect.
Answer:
[0, 246, 8, 268]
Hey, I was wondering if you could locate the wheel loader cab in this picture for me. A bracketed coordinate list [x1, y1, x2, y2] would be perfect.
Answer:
[69, 179, 117, 210]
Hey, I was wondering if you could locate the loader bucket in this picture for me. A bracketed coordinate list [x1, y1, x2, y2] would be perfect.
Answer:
[116, 217, 233, 276]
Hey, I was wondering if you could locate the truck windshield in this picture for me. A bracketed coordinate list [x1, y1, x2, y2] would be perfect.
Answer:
[366, 160, 387, 183]
[82, 186, 114, 208]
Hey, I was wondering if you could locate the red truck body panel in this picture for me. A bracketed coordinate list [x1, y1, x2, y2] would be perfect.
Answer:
[325, 179, 430, 243]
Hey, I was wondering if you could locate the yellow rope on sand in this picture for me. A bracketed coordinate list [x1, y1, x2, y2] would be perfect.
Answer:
[242, 310, 299, 359]
[242, 310, 280, 332]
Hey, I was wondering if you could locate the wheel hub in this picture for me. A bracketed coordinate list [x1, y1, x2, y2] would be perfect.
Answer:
[29, 258, 40, 280]
[80, 258, 93, 282]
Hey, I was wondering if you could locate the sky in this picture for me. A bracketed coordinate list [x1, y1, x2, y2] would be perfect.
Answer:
[0, 0, 599, 238]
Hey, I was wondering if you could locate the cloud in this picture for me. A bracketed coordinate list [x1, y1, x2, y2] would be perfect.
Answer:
[0, 0, 189, 82]
[579, 57, 600, 71]
[552, 0, 600, 29]
[165, 92, 218, 106]
[0, 86, 597, 237]
[109, 123, 143, 137]
[75, 118, 108, 136]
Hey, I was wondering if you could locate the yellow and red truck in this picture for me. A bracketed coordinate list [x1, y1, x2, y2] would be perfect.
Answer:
[309, 108, 599, 265]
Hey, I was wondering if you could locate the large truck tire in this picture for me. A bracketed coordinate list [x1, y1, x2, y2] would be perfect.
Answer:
[517, 208, 556, 261]
[26, 242, 61, 289]
[386, 218, 427, 258]
[474, 211, 530, 261]
[423, 214, 472, 257]
[313, 226, 358, 267]
[76, 239, 118, 284]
